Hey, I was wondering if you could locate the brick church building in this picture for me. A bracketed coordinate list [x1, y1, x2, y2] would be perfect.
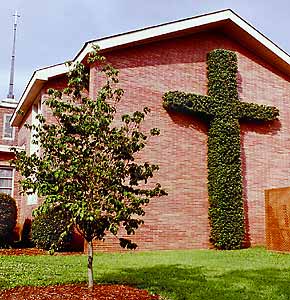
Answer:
[0, 98, 22, 223]
[8, 9, 290, 251]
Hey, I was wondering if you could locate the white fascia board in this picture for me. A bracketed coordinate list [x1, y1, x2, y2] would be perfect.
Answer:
[11, 63, 68, 126]
[13, 10, 231, 126]
[76, 10, 231, 62]
[12, 9, 290, 125]
[37, 63, 69, 79]
[77, 10, 290, 66]
[0, 101, 18, 109]
[228, 12, 290, 65]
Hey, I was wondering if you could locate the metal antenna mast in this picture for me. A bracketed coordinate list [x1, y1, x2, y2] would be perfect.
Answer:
[7, 11, 20, 99]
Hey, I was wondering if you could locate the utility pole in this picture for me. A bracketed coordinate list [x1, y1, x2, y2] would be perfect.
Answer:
[7, 11, 20, 99]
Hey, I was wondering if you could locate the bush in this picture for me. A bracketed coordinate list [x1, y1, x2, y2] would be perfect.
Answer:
[32, 206, 73, 251]
[0, 193, 17, 248]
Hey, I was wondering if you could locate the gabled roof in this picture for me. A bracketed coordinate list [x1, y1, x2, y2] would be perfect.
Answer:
[11, 9, 290, 126]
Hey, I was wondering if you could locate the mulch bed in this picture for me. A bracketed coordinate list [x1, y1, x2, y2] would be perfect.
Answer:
[0, 249, 160, 299]
[0, 248, 83, 256]
[0, 248, 47, 256]
[0, 284, 160, 300]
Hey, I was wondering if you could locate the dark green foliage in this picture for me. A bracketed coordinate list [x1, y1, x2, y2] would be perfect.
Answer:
[207, 117, 244, 249]
[163, 49, 279, 249]
[163, 92, 211, 118]
[0, 193, 17, 248]
[32, 206, 73, 251]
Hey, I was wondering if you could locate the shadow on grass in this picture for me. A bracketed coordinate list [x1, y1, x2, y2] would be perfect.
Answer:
[97, 265, 290, 300]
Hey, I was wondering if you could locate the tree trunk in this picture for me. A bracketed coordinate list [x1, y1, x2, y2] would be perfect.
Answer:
[87, 240, 94, 290]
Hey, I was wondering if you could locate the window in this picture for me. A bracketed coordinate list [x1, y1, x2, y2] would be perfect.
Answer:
[0, 167, 13, 196]
[3, 114, 14, 140]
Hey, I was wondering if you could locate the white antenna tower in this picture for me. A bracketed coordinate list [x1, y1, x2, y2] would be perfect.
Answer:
[7, 11, 20, 99]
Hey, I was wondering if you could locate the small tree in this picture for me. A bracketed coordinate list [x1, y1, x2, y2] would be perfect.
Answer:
[12, 48, 166, 289]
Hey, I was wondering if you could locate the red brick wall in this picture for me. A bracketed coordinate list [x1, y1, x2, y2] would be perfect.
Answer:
[15, 108, 34, 227]
[0, 106, 21, 233]
[16, 29, 290, 252]
[89, 30, 290, 251]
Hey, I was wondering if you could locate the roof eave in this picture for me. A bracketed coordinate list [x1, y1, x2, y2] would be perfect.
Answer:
[11, 9, 290, 126]
[75, 10, 233, 62]
[12, 10, 234, 126]
[11, 64, 68, 126]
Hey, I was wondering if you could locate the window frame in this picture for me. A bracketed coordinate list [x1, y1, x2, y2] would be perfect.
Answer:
[2, 113, 15, 141]
[0, 166, 14, 197]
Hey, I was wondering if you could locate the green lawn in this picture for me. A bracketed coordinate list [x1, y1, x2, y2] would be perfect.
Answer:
[1, 247, 290, 299]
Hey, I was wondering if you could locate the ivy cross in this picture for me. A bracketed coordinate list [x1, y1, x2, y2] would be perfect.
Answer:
[163, 49, 279, 250]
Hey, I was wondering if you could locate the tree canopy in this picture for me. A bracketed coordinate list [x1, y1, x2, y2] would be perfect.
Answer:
[12, 48, 166, 288]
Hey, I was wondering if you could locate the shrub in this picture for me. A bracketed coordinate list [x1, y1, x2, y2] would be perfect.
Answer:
[0, 193, 17, 248]
[32, 206, 73, 251]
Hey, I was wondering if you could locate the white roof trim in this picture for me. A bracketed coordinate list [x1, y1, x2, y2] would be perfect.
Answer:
[0, 99, 18, 109]
[75, 10, 232, 62]
[11, 64, 68, 125]
[228, 12, 290, 65]
[76, 9, 290, 65]
[12, 9, 290, 126]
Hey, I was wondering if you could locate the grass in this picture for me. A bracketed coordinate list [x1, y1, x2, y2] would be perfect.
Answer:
[1, 247, 290, 299]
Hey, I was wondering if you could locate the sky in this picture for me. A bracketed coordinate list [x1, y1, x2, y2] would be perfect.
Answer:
[0, 0, 290, 100]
